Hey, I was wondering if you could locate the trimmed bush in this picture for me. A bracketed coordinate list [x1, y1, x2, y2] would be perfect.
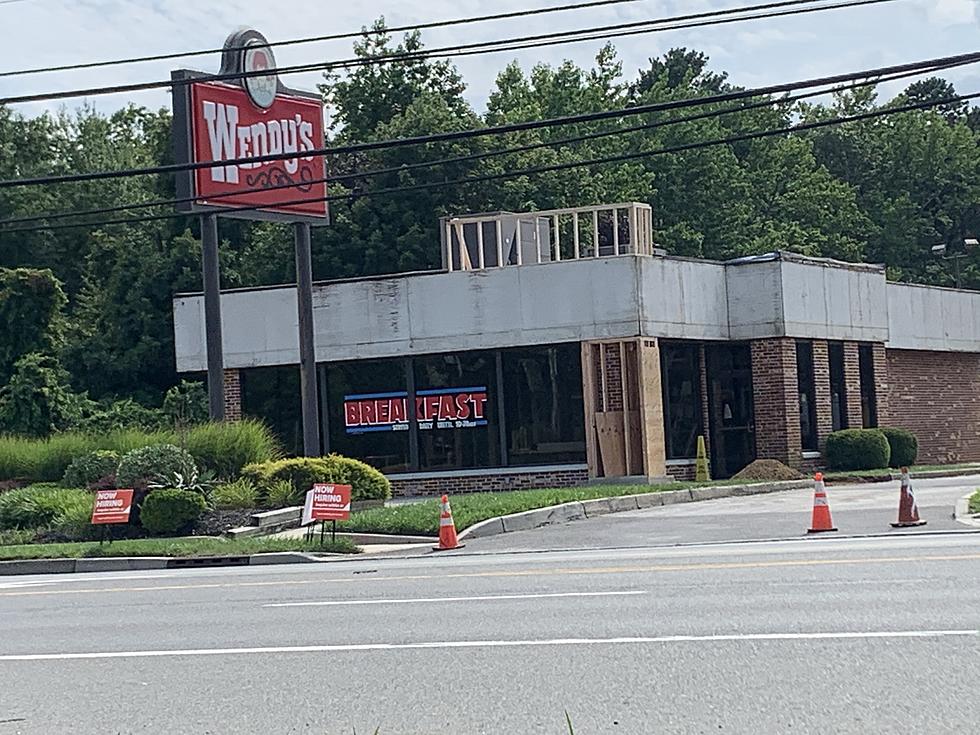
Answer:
[327, 455, 391, 501]
[242, 455, 391, 506]
[62, 450, 120, 489]
[212, 478, 259, 510]
[139, 489, 207, 536]
[880, 427, 918, 468]
[825, 428, 891, 471]
[183, 420, 280, 479]
[242, 457, 337, 506]
[116, 444, 197, 490]
[0, 485, 93, 530]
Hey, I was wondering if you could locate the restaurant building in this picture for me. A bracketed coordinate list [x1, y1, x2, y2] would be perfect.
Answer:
[173, 202, 980, 495]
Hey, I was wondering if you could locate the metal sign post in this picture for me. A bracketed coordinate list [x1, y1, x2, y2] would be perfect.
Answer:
[201, 213, 224, 420]
[295, 222, 320, 456]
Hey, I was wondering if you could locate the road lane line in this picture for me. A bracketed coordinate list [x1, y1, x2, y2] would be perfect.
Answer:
[263, 590, 646, 608]
[1, 630, 975, 662]
[2, 552, 979, 598]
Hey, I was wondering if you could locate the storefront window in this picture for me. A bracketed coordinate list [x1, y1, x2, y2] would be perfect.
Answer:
[325, 358, 410, 473]
[414, 352, 499, 470]
[660, 342, 703, 459]
[858, 344, 878, 428]
[829, 342, 847, 431]
[796, 341, 818, 451]
[502, 344, 586, 465]
[241, 366, 302, 456]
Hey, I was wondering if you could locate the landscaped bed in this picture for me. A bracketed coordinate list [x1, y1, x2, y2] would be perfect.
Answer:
[0, 535, 358, 561]
[969, 489, 980, 515]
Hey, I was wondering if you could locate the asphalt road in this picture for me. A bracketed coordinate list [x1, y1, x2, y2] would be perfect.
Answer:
[465, 474, 980, 553]
[2, 533, 979, 734]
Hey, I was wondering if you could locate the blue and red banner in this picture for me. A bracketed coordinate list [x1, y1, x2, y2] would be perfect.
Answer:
[344, 387, 488, 434]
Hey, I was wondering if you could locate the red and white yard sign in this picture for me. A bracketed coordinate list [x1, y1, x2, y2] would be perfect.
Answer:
[302, 484, 352, 525]
[91, 489, 135, 525]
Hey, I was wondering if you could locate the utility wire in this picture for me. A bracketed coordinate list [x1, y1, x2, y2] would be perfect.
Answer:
[3, 90, 975, 234]
[1, 48, 975, 191]
[0, 0, 901, 106]
[1, 59, 967, 229]
[0, 0, 647, 78]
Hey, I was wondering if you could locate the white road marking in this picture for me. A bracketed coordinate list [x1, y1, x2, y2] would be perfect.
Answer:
[1, 630, 974, 662]
[263, 590, 646, 608]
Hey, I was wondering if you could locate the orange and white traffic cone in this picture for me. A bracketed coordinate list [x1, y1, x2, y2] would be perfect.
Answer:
[807, 472, 837, 534]
[433, 494, 464, 551]
[891, 467, 926, 528]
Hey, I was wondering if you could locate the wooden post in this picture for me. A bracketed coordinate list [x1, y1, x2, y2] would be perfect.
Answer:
[636, 338, 667, 478]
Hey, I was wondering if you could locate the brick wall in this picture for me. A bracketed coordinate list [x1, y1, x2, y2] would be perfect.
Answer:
[603, 343, 624, 411]
[388, 467, 590, 497]
[751, 338, 802, 468]
[812, 340, 833, 452]
[871, 342, 891, 425]
[665, 463, 696, 481]
[885, 349, 980, 464]
[842, 342, 864, 429]
[223, 369, 242, 421]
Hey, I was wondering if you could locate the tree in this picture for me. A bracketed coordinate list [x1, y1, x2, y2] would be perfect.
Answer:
[0, 268, 66, 384]
[0, 353, 86, 437]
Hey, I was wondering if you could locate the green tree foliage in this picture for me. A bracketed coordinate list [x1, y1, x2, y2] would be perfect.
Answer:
[0, 353, 86, 437]
[0, 268, 66, 383]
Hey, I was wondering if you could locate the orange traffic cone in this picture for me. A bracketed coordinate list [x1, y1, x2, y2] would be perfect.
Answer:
[807, 472, 837, 534]
[891, 467, 926, 528]
[433, 494, 464, 551]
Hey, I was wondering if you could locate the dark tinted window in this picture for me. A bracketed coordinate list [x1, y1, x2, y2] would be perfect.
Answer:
[502, 344, 586, 466]
[661, 342, 703, 459]
[324, 359, 410, 473]
[796, 341, 818, 451]
[241, 366, 302, 456]
[414, 352, 499, 470]
[858, 344, 878, 428]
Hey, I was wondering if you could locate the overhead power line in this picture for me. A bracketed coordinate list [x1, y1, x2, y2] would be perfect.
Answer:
[1, 59, 968, 229]
[1, 48, 974, 191]
[3, 90, 975, 234]
[0, 0, 647, 79]
[0, 0, 902, 106]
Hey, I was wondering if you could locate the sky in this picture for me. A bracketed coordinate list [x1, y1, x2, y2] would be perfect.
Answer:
[2, 0, 980, 120]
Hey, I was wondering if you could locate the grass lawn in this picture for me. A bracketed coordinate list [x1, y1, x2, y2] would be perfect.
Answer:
[969, 489, 980, 515]
[824, 463, 980, 480]
[0, 535, 359, 561]
[336, 481, 746, 536]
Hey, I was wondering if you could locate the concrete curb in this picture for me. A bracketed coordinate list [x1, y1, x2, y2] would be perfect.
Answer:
[457, 479, 812, 541]
[953, 492, 980, 528]
[0, 551, 353, 576]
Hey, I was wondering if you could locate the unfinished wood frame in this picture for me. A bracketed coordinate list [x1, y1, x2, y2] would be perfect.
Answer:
[581, 338, 666, 479]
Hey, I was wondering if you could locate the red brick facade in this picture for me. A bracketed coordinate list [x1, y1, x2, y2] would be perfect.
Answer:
[870, 342, 891, 425]
[885, 349, 980, 464]
[750, 338, 802, 468]
[602, 343, 624, 411]
[223, 369, 242, 421]
[388, 467, 590, 497]
[811, 340, 833, 452]
[842, 342, 864, 429]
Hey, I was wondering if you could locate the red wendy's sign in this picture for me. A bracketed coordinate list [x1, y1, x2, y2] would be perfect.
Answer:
[172, 30, 328, 222]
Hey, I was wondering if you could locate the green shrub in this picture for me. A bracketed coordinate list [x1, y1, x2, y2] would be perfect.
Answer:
[139, 489, 207, 536]
[62, 450, 121, 488]
[264, 480, 296, 509]
[825, 428, 891, 471]
[212, 478, 259, 510]
[242, 454, 389, 505]
[880, 427, 918, 468]
[326, 455, 391, 501]
[970, 489, 980, 515]
[116, 444, 197, 490]
[183, 420, 280, 479]
[242, 457, 337, 505]
[0, 485, 92, 529]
